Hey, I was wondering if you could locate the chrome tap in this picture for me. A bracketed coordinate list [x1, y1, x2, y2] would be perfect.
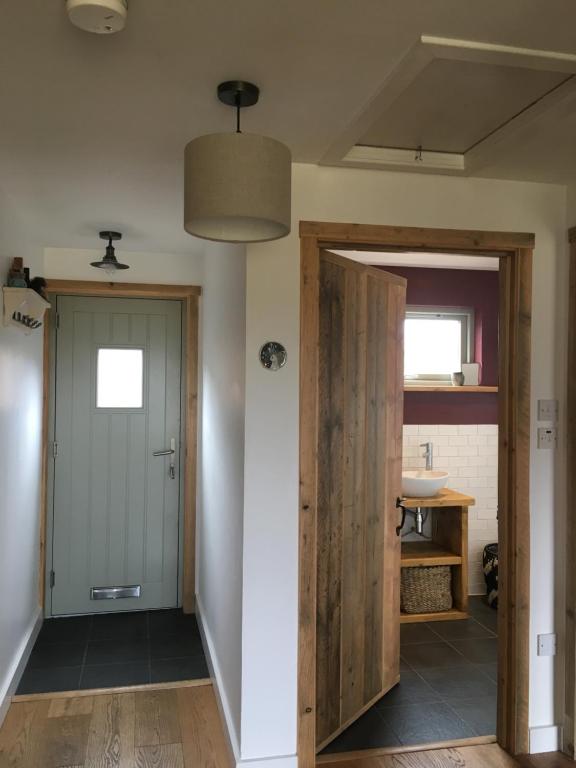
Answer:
[421, 441, 433, 471]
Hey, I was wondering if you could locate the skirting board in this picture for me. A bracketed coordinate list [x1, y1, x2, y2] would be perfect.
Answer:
[195, 594, 241, 763]
[529, 725, 560, 753]
[0, 606, 43, 727]
[237, 756, 298, 768]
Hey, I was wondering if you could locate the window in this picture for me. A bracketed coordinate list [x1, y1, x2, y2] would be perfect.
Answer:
[404, 307, 474, 383]
[96, 348, 144, 408]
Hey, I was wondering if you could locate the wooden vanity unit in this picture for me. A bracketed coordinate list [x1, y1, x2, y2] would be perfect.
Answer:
[400, 488, 475, 624]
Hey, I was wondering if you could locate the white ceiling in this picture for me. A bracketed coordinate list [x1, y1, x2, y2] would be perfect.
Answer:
[2, 1, 576, 253]
[330, 251, 500, 271]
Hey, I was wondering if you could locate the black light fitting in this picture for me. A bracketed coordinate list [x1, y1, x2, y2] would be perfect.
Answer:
[217, 80, 260, 133]
[90, 231, 129, 274]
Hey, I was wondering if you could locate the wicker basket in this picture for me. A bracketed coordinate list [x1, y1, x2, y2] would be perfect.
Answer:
[401, 565, 453, 614]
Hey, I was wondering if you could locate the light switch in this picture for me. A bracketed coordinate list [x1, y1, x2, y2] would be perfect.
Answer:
[537, 634, 557, 656]
[537, 427, 557, 450]
[537, 399, 558, 422]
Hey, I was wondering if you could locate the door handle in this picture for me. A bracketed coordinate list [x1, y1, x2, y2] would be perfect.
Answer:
[153, 438, 176, 479]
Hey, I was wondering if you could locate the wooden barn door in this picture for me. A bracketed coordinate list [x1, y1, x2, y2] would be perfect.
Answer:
[315, 250, 406, 751]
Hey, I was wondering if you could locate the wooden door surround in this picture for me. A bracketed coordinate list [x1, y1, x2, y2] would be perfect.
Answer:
[564, 228, 576, 756]
[299, 222, 533, 766]
[39, 280, 200, 615]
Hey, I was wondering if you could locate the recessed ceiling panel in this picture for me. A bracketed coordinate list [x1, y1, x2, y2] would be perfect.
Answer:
[358, 59, 570, 154]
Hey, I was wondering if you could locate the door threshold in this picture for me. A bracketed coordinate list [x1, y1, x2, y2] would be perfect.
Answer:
[12, 677, 212, 703]
[316, 735, 497, 763]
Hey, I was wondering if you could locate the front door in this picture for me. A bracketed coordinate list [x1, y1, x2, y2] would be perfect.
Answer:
[49, 296, 183, 616]
[315, 250, 406, 750]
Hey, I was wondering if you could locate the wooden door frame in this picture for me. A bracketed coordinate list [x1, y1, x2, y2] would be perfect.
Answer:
[298, 221, 533, 766]
[564, 228, 576, 756]
[39, 280, 201, 615]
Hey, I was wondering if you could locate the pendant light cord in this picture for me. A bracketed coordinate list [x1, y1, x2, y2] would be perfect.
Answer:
[235, 92, 242, 133]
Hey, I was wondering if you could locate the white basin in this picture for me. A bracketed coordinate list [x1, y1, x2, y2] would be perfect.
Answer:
[402, 470, 449, 498]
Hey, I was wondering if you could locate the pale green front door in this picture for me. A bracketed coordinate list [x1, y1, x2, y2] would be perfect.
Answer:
[50, 296, 182, 615]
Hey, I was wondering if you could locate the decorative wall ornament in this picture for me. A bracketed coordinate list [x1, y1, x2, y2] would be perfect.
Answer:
[259, 341, 287, 371]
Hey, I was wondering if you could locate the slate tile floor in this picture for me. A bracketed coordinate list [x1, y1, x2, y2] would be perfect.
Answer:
[321, 597, 498, 754]
[16, 609, 209, 695]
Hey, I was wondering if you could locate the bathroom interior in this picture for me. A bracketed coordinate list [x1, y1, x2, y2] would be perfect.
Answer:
[321, 251, 500, 754]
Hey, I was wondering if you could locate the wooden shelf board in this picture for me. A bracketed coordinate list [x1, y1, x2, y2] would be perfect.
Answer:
[404, 386, 498, 393]
[400, 609, 468, 624]
[401, 487, 475, 508]
[401, 541, 462, 567]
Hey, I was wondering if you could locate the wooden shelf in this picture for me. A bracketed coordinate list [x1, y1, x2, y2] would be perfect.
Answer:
[401, 609, 468, 624]
[401, 487, 475, 509]
[404, 385, 498, 393]
[401, 541, 462, 568]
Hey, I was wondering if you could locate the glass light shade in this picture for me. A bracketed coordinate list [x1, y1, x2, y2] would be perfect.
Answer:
[184, 132, 291, 243]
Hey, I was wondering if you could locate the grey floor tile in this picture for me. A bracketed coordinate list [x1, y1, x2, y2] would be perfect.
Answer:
[28, 641, 86, 669]
[80, 661, 150, 689]
[380, 701, 475, 745]
[91, 611, 148, 640]
[150, 655, 210, 682]
[428, 618, 496, 641]
[400, 624, 441, 645]
[85, 638, 148, 665]
[448, 696, 497, 736]
[376, 671, 440, 707]
[450, 638, 498, 665]
[16, 665, 81, 694]
[320, 708, 400, 754]
[400, 641, 468, 670]
[37, 616, 92, 645]
[418, 664, 497, 700]
[475, 662, 498, 683]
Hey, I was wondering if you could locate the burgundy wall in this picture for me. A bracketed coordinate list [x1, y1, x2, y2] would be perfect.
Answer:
[380, 266, 499, 425]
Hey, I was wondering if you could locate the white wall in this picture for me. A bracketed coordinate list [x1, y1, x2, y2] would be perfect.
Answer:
[197, 243, 246, 757]
[243, 163, 568, 760]
[44, 247, 204, 285]
[0, 200, 45, 723]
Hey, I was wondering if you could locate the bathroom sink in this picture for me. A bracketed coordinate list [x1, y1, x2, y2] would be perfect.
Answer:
[402, 470, 449, 498]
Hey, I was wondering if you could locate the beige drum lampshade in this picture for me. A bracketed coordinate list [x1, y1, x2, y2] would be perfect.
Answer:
[184, 132, 291, 243]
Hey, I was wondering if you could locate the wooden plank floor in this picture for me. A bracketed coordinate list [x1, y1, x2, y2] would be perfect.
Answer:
[319, 744, 575, 768]
[0, 683, 232, 768]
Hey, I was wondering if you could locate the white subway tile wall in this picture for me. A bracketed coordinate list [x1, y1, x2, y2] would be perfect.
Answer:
[402, 424, 498, 595]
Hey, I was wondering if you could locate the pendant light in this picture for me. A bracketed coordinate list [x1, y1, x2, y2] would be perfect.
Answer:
[90, 231, 129, 275]
[184, 81, 292, 243]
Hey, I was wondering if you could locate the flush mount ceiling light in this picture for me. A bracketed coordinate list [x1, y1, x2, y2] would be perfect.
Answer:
[184, 80, 292, 243]
[90, 231, 129, 275]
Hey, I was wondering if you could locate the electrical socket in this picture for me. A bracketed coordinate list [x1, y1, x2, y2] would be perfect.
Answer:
[537, 399, 558, 422]
[537, 427, 557, 450]
[537, 634, 557, 656]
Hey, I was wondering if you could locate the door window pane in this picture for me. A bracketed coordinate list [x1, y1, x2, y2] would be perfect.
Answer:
[97, 348, 143, 408]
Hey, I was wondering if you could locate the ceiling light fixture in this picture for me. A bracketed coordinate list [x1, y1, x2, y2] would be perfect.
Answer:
[90, 231, 129, 275]
[184, 80, 292, 243]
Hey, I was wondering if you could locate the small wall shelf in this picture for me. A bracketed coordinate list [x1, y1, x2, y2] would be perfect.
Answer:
[404, 385, 498, 393]
[2, 287, 51, 334]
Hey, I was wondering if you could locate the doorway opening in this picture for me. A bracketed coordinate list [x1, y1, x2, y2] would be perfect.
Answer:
[17, 281, 208, 696]
[320, 251, 500, 756]
[298, 222, 532, 767]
